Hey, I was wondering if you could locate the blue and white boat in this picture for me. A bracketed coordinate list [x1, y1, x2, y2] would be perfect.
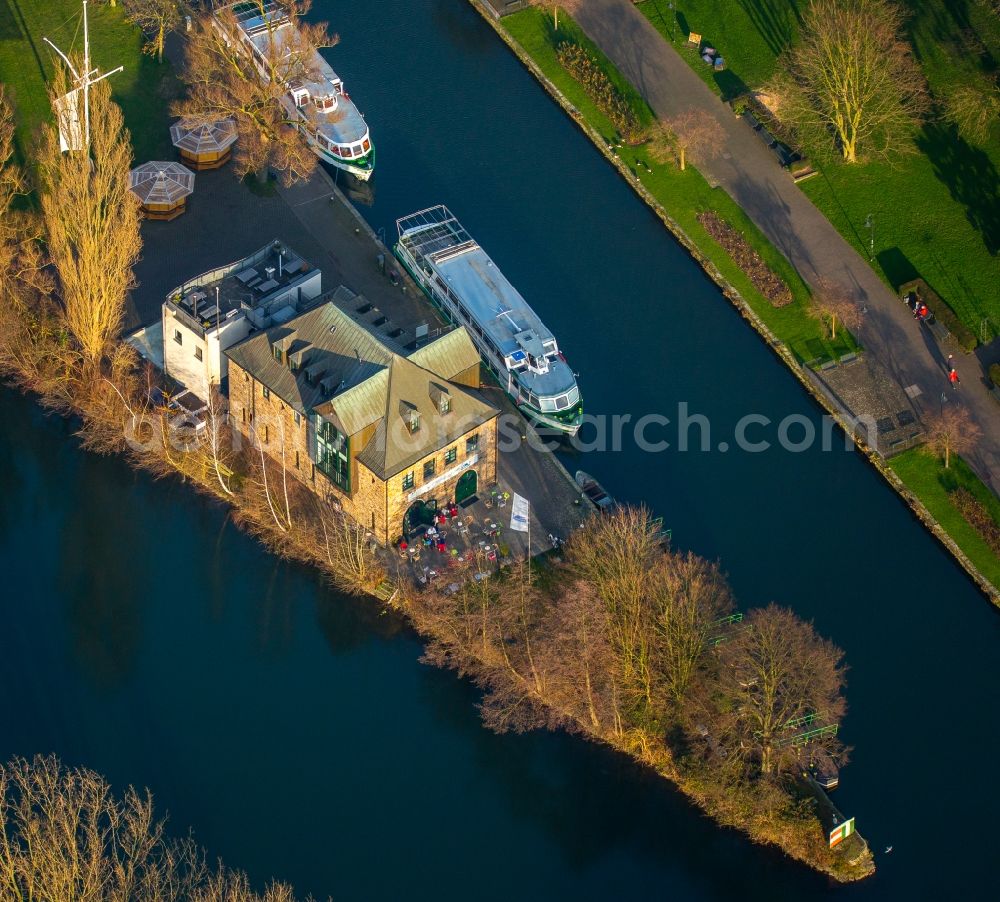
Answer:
[395, 206, 583, 435]
[221, 1, 374, 180]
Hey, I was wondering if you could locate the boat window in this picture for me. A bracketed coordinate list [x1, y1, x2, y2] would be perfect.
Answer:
[362, 138, 371, 152]
[556, 394, 570, 410]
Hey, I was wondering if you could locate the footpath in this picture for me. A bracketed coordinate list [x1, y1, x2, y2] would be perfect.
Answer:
[570, 0, 1000, 491]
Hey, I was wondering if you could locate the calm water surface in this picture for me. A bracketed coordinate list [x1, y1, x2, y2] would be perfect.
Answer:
[2, 1, 999, 898]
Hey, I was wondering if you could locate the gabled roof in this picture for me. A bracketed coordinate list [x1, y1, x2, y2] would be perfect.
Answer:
[226, 300, 497, 478]
[225, 302, 394, 415]
[407, 327, 482, 381]
[354, 355, 496, 480]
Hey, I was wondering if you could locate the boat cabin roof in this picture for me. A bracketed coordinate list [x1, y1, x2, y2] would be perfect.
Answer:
[396, 206, 577, 399]
[225, 1, 368, 146]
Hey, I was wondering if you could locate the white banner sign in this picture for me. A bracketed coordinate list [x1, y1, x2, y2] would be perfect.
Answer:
[406, 453, 479, 502]
[54, 88, 84, 152]
[510, 493, 530, 533]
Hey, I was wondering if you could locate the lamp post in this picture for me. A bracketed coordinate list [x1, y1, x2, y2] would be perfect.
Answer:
[864, 214, 875, 261]
[667, 3, 675, 41]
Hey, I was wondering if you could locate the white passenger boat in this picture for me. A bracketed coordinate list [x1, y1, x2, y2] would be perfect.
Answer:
[221, 1, 374, 180]
[395, 206, 583, 435]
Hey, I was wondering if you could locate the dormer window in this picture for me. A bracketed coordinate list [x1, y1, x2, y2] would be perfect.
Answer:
[399, 400, 420, 434]
[429, 382, 451, 415]
[273, 346, 284, 364]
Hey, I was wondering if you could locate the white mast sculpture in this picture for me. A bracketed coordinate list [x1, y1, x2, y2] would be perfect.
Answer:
[43, 0, 123, 151]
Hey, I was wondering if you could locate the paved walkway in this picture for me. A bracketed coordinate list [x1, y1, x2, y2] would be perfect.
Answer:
[572, 0, 1000, 489]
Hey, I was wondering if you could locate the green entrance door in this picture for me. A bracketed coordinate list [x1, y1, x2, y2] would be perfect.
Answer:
[403, 501, 435, 538]
[455, 469, 477, 505]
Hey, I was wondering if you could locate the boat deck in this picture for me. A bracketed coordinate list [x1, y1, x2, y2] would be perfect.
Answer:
[397, 206, 578, 401]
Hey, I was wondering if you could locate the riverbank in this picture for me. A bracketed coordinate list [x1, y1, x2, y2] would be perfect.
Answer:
[636, 0, 1000, 340]
[467, 0, 1000, 607]
[0, 14, 872, 881]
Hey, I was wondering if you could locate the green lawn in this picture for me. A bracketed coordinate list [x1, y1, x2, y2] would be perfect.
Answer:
[637, 0, 1000, 343]
[638, 0, 799, 100]
[889, 449, 1000, 590]
[504, 8, 857, 366]
[0, 0, 177, 164]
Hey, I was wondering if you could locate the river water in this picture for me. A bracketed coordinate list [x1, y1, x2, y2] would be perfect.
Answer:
[2, 0, 999, 898]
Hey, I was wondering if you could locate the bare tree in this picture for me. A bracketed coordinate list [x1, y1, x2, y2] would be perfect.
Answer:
[37, 69, 142, 369]
[649, 111, 719, 171]
[923, 405, 981, 469]
[174, 0, 339, 184]
[806, 285, 863, 341]
[203, 386, 236, 495]
[534, 0, 562, 30]
[315, 502, 386, 595]
[564, 507, 663, 710]
[124, 0, 191, 63]
[0, 755, 315, 901]
[538, 579, 617, 733]
[649, 552, 734, 713]
[774, 0, 929, 163]
[715, 604, 846, 777]
[0, 88, 50, 313]
[943, 81, 1000, 144]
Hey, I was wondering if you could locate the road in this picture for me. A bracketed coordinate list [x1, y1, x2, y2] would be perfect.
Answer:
[572, 0, 999, 488]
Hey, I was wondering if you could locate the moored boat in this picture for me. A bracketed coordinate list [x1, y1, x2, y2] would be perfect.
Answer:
[394, 205, 583, 435]
[576, 470, 616, 512]
[221, 1, 374, 181]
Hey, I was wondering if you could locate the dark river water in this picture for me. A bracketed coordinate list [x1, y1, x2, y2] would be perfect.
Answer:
[3, 0, 999, 898]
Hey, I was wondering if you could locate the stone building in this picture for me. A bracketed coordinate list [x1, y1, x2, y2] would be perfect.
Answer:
[226, 300, 499, 545]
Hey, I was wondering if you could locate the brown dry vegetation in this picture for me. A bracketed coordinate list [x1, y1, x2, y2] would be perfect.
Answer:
[0, 81, 872, 882]
[0, 755, 318, 901]
[697, 212, 794, 307]
[174, 0, 338, 184]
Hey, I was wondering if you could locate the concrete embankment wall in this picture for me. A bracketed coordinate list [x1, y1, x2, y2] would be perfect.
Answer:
[465, 0, 999, 605]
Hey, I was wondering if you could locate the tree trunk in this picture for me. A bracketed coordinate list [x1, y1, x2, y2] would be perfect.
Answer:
[679, 147, 686, 171]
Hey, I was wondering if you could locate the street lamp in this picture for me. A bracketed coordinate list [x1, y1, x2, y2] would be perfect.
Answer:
[668, 3, 675, 41]
[864, 214, 875, 261]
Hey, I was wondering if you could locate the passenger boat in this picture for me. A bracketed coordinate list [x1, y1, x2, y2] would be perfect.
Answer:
[394, 206, 583, 435]
[222, 1, 374, 181]
[576, 471, 616, 512]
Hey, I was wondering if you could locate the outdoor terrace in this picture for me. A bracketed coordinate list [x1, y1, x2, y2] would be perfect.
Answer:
[166, 240, 320, 338]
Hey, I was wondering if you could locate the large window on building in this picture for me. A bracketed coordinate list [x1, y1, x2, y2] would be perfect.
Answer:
[423, 459, 436, 480]
[444, 447, 457, 465]
[315, 418, 351, 493]
[402, 472, 414, 491]
[466, 433, 479, 454]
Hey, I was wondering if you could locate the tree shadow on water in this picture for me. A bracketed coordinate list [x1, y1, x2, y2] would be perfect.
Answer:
[916, 122, 1000, 255]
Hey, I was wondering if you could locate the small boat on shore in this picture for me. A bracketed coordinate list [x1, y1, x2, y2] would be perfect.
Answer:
[810, 761, 840, 791]
[576, 470, 615, 513]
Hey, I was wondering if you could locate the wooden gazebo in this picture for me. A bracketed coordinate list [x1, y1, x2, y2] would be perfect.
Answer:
[169, 118, 238, 170]
[129, 161, 195, 220]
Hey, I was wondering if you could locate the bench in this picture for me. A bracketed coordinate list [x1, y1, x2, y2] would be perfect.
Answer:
[757, 126, 778, 148]
[741, 109, 762, 131]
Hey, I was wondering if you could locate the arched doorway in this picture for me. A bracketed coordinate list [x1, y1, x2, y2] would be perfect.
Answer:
[455, 469, 477, 505]
[403, 500, 435, 538]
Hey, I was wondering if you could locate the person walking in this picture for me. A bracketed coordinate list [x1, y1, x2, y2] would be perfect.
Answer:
[949, 365, 961, 389]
